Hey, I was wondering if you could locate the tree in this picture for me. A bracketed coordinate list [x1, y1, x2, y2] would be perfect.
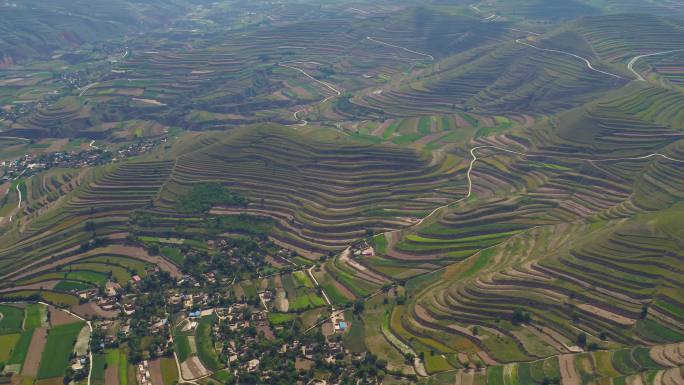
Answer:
[353, 300, 365, 315]
[576, 332, 587, 348]
[511, 308, 531, 325]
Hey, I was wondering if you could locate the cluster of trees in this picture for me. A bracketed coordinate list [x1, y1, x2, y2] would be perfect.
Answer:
[177, 182, 249, 213]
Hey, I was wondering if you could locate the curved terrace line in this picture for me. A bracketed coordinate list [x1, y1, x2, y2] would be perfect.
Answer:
[278, 62, 342, 126]
[515, 39, 624, 79]
[627, 49, 684, 81]
[357, 145, 684, 373]
[366, 36, 435, 61]
[0, 136, 30, 141]
[380, 144, 684, 243]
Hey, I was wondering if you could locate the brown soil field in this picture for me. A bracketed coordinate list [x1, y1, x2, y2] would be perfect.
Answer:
[149, 359, 164, 385]
[22, 327, 47, 376]
[180, 356, 209, 379]
[559, 354, 580, 385]
[71, 302, 119, 319]
[295, 358, 314, 370]
[49, 306, 80, 326]
[104, 361, 120, 385]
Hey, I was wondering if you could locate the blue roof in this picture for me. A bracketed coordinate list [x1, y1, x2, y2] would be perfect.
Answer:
[339, 321, 347, 329]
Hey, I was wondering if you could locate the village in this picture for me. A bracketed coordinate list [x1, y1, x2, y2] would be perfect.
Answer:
[0, 136, 168, 182]
[56, 243, 375, 385]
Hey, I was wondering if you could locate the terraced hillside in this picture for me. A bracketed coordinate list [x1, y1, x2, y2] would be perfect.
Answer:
[352, 37, 627, 117]
[156, 125, 462, 256]
[365, 83, 684, 373]
[0, 0, 195, 64]
[0, 125, 462, 279]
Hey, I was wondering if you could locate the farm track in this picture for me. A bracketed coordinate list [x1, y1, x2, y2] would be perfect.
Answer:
[627, 49, 684, 81]
[8, 179, 23, 223]
[278, 62, 342, 126]
[365, 36, 435, 61]
[515, 39, 624, 79]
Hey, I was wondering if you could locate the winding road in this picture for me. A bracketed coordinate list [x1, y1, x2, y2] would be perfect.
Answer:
[307, 265, 332, 307]
[8, 182, 22, 223]
[366, 36, 435, 61]
[515, 39, 624, 79]
[278, 62, 342, 126]
[627, 49, 684, 81]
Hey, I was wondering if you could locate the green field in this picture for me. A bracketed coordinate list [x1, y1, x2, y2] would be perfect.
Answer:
[175, 335, 192, 362]
[8, 328, 34, 366]
[24, 304, 45, 330]
[37, 322, 86, 379]
[267, 313, 298, 325]
[0, 333, 21, 363]
[195, 316, 223, 371]
[0, 304, 24, 333]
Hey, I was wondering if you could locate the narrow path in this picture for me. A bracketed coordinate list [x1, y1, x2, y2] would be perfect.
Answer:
[278, 63, 342, 126]
[308, 265, 332, 307]
[515, 39, 624, 79]
[627, 49, 684, 81]
[78, 83, 98, 97]
[9, 182, 22, 223]
[505, 27, 540, 36]
[366, 36, 435, 61]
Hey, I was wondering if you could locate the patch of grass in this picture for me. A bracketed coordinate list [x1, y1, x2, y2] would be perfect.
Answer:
[161, 357, 178, 385]
[91, 353, 106, 385]
[372, 234, 387, 255]
[612, 349, 637, 375]
[635, 319, 684, 343]
[37, 322, 86, 379]
[196, 316, 223, 371]
[212, 370, 232, 383]
[8, 328, 34, 365]
[320, 282, 352, 306]
[292, 271, 314, 288]
[487, 365, 505, 385]
[161, 247, 184, 265]
[424, 353, 454, 373]
[632, 347, 663, 370]
[178, 183, 248, 213]
[0, 333, 20, 362]
[267, 313, 297, 325]
[0, 305, 24, 333]
[342, 316, 366, 353]
[175, 335, 192, 362]
[53, 280, 94, 292]
[418, 116, 432, 135]
[119, 348, 129, 385]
